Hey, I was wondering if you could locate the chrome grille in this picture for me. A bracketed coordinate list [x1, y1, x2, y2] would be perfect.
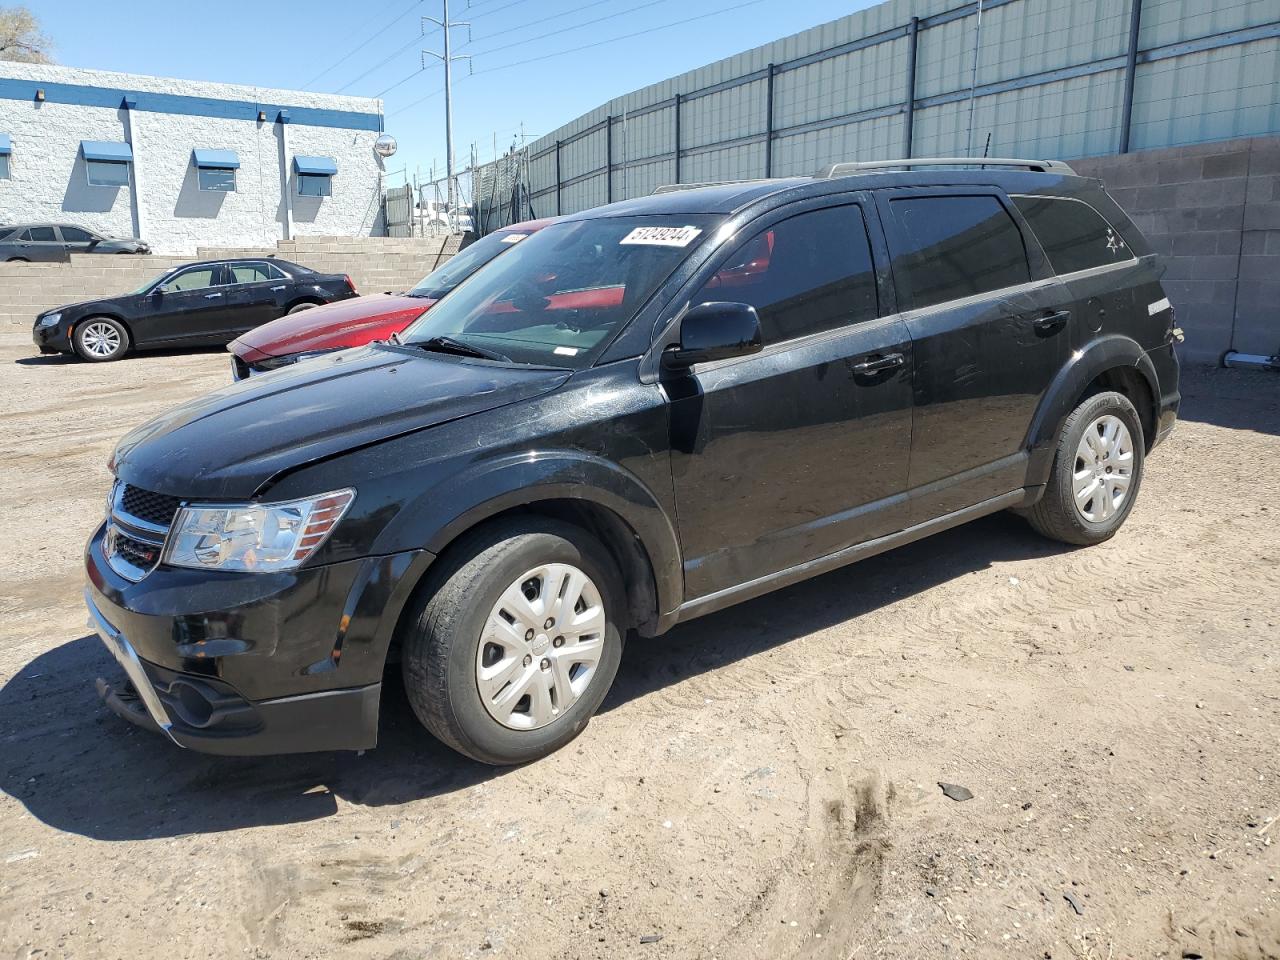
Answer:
[105, 482, 181, 582]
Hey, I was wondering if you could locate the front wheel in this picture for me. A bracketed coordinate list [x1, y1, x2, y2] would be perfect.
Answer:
[73, 317, 130, 362]
[402, 518, 626, 765]
[1023, 390, 1145, 545]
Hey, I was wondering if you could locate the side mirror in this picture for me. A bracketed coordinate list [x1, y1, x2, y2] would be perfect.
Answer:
[663, 301, 763, 370]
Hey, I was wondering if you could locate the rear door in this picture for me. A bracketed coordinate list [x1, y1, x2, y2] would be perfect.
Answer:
[17, 226, 65, 262]
[222, 261, 291, 335]
[876, 188, 1072, 523]
[666, 197, 914, 600]
[145, 264, 234, 344]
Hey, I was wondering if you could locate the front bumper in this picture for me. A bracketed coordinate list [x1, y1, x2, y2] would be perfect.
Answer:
[32, 319, 72, 353]
[84, 523, 431, 755]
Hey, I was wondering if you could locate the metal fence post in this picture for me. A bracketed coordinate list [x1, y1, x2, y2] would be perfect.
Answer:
[1119, 0, 1144, 153]
[904, 17, 919, 158]
[673, 93, 682, 183]
[765, 62, 775, 177]
[555, 140, 562, 215]
[606, 115, 613, 203]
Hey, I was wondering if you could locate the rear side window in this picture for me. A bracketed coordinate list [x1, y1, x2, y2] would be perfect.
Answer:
[1013, 195, 1133, 275]
[230, 262, 281, 283]
[887, 196, 1031, 310]
[695, 204, 879, 344]
[22, 226, 56, 242]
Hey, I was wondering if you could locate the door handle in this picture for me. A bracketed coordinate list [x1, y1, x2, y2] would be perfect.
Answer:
[1031, 309, 1069, 332]
[851, 352, 905, 375]
[271, 285, 286, 291]
[204, 292, 223, 299]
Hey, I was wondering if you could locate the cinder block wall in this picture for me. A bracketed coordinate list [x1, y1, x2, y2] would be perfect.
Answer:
[0, 235, 462, 329]
[1072, 135, 1279, 363]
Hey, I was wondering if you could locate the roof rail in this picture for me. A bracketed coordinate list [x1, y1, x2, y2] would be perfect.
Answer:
[651, 178, 772, 194]
[816, 157, 1076, 177]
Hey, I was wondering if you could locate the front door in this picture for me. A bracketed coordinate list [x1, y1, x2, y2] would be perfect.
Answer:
[146, 264, 233, 344]
[222, 261, 290, 336]
[665, 200, 914, 600]
[875, 189, 1071, 523]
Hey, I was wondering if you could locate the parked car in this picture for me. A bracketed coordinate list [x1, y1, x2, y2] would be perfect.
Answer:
[86, 158, 1180, 765]
[0, 223, 149, 261]
[229, 218, 555, 379]
[33, 258, 357, 362]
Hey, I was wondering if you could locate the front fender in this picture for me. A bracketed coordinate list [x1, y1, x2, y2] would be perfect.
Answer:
[370, 450, 684, 624]
[1024, 335, 1159, 487]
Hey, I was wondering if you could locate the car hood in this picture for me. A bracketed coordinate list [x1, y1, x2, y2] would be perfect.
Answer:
[48, 295, 133, 317]
[230, 293, 434, 362]
[112, 344, 570, 499]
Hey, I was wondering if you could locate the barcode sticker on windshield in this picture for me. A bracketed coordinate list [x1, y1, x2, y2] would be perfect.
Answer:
[620, 225, 702, 247]
[501, 233, 527, 244]
[554, 346, 580, 356]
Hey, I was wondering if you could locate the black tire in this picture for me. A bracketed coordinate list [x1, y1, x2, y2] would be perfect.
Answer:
[1023, 390, 1145, 546]
[6, 257, 28, 263]
[402, 518, 627, 765]
[286, 301, 319, 314]
[72, 316, 131, 362]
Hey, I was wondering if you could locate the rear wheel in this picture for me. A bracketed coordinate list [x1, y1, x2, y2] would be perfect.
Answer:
[73, 317, 130, 362]
[402, 518, 626, 765]
[286, 301, 319, 314]
[1023, 390, 1144, 545]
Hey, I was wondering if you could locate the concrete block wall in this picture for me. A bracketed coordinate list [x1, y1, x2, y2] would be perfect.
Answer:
[0, 235, 462, 329]
[1073, 135, 1280, 363]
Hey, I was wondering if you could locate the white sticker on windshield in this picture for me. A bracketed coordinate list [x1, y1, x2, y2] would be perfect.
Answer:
[500, 233, 527, 244]
[553, 346, 580, 356]
[620, 225, 702, 247]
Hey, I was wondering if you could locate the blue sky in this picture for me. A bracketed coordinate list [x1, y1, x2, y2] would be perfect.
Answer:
[32, 0, 873, 185]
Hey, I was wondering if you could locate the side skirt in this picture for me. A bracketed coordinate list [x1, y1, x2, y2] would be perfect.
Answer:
[672, 488, 1031, 627]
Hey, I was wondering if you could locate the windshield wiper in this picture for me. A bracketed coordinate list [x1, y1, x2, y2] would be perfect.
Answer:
[412, 335, 511, 362]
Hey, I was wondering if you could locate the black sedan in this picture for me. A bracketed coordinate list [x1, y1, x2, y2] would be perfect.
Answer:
[33, 258, 357, 362]
[0, 223, 150, 261]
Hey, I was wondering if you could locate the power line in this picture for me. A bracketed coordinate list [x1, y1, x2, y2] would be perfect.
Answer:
[302, 0, 426, 89]
[469, 0, 622, 43]
[465, 0, 538, 20]
[388, 86, 446, 118]
[339, 25, 440, 94]
[375, 59, 443, 99]
[471, 0, 767, 76]
[468, 0, 676, 59]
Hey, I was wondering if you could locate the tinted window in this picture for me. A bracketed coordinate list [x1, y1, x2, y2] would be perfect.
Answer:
[60, 226, 94, 243]
[165, 267, 220, 291]
[694, 205, 879, 344]
[86, 160, 130, 187]
[888, 196, 1031, 310]
[1013, 195, 1132, 275]
[198, 167, 236, 192]
[408, 229, 531, 299]
[230, 262, 274, 283]
[0, 155, 9, 180]
[297, 173, 331, 197]
[23, 226, 56, 242]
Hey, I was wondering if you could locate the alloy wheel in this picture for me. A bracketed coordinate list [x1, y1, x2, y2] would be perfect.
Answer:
[1072, 413, 1134, 523]
[81, 322, 121, 358]
[476, 563, 607, 731]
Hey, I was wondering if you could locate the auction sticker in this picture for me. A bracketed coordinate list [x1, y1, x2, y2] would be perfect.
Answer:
[620, 225, 702, 247]
[501, 233, 528, 244]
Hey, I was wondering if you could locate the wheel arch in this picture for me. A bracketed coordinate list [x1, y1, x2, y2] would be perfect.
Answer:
[72, 312, 134, 346]
[1024, 335, 1160, 487]
[284, 297, 324, 313]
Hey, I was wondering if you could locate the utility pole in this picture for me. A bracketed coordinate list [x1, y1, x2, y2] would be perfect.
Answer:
[422, 1, 470, 232]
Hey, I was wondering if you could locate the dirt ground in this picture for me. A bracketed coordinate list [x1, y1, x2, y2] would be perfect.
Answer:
[0, 330, 1276, 960]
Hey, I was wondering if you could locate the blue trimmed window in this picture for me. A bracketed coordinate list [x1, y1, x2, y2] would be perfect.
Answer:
[194, 149, 239, 192]
[0, 134, 10, 180]
[82, 140, 132, 187]
[293, 156, 336, 198]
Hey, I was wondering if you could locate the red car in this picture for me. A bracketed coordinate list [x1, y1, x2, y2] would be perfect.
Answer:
[228, 219, 554, 379]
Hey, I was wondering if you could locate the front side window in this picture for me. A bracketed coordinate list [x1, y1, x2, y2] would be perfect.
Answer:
[888, 196, 1032, 310]
[401, 215, 720, 369]
[86, 160, 130, 187]
[60, 226, 94, 243]
[1012, 195, 1133, 275]
[198, 167, 236, 192]
[297, 173, 331, 197]
[163, 267, 220, 292]
[693, 205, 879, 344]
[22, 226, 56, 242]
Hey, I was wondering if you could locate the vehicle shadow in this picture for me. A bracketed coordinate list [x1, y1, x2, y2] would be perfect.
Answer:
[13, 345, 228, 367]
[0, 512, 1069, 842]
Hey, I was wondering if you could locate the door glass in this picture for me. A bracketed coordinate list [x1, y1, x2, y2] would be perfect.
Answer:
[230, 263, 272, 284]
[165, 268, 219, 291]
[694, 205, 879, 344]
[888, 196, 1032, 310]
[23, 226, 56, 242]
[60, 226, 94, 243]
[1012, 195, 1134, 275]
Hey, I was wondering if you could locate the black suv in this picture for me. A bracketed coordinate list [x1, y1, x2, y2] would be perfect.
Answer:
[85, 159, 1180, 765]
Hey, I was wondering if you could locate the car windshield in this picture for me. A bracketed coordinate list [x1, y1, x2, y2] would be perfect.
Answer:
[406, 228, 535, 299]
[400, 215, 718, 368]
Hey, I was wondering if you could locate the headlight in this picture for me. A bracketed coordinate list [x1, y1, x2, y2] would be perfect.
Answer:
[163, 489, 354, 573]
[255, 349, 337, 371]
[37, 312, 61, 328]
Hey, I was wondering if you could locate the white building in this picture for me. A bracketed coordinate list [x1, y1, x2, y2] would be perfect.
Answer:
[0, 63, 387, 254]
